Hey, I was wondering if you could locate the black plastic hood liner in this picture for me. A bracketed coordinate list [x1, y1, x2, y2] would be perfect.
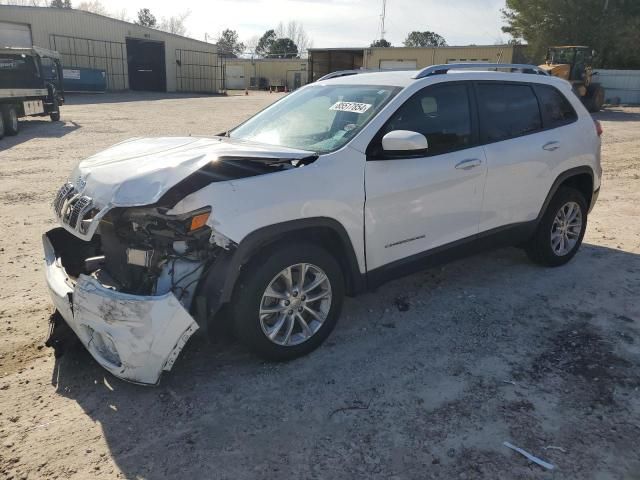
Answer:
[158, 154, 318, 207]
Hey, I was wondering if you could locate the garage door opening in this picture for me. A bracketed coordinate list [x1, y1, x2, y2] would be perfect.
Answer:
[126, 38, 166, 92]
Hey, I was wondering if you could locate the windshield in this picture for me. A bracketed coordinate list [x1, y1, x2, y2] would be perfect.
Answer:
[548, 48, 575, 65]
[229, 84, 399, 153]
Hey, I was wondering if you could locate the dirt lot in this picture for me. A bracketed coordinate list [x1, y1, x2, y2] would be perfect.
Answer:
[0, 92, 639, 479]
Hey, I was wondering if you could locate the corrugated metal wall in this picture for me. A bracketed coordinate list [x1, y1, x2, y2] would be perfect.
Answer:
[175, 49, 224, 93]
[0, 5, 222, 92]
[593, 70, 640, 105]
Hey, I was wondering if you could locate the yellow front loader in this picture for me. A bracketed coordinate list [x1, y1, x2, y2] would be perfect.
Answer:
[539, 46, 605, 112]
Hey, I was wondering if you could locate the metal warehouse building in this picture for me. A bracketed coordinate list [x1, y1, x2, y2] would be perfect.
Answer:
[0, 5, 224, 93]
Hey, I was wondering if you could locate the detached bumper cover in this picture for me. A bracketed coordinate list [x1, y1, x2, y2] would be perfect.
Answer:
[43, 230, 198, 385]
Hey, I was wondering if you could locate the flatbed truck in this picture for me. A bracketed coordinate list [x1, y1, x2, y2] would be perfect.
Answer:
[0, 46, 64, 139]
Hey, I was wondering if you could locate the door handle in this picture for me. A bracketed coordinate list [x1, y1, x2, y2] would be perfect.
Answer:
[455, 158, 482, 170]
[542, 141, 560, 151]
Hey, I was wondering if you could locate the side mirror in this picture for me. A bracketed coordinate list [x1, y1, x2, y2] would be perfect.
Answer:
[382, 130, 429, 153]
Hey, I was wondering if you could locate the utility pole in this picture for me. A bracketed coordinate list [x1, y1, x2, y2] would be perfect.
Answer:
[379, 0, 387, 40]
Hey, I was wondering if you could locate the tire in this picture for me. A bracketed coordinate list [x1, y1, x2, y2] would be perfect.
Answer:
[50, 99, 60, 121]
[585, 84, 605, 113]
[49, 88, 60, 121]
[231, 241, 345, 361]
[2, 106, 19, 135]
[0, 114, 4, 139]
[525, 186, 588, 267]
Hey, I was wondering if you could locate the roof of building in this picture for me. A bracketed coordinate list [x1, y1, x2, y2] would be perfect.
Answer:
[0, 5, 216, 48]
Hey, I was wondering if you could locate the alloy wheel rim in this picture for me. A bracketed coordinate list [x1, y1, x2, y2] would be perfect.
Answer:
[259, 263, 332, 346]
[551, 201, 582, 256]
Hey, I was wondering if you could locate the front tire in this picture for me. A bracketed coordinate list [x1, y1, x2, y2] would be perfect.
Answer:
[585, 84, 605, 113]
[231, 242, 345, 361]
[49, 87, 60, 121]
[2, 106, 19, 135]
[525, 186, 588, 267]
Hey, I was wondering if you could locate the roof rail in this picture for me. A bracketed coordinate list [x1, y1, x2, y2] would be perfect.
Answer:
[316, 70, 362, 82]
[412, 63, 549, 79]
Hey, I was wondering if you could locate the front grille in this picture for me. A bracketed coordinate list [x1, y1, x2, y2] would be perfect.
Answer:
[53, 182, 98, 238]
[53, 182, 75, 216]
[68, 196, 93, 229]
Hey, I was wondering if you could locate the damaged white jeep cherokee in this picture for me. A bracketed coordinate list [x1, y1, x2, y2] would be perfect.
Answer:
[44, 64, 602, 385]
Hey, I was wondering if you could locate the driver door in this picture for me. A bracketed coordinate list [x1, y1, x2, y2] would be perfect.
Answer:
[364, 82, 487, 272]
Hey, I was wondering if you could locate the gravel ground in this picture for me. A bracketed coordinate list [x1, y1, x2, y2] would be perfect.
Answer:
[0, 92, 639, 480]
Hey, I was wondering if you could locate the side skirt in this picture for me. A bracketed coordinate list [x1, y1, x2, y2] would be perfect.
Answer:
[366, 221, 537, 290]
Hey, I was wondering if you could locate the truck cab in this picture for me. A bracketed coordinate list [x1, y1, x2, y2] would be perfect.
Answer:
[0, 46, 64, 138]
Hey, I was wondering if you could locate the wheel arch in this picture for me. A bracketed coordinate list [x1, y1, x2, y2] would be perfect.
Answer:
[194, 217, 365, 324]
[537, 166, 595, 223]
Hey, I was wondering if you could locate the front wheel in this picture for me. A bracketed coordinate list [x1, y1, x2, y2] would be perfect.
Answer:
[585, 85, 605, 113]
[49, 88, 60, 121]
[231, 242, 345, 360]
[525, 186, 588, 267]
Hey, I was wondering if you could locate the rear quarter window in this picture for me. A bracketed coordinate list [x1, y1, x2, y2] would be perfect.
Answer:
[477, 83, 542, 143]
[534, 84, 578, 129]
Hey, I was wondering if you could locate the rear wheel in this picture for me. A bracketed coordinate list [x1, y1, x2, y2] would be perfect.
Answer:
[2, 106, 19, 135]
[0, 114, 4, 139]
[525, 187, 588, 266]
[231, 242, 344, 360]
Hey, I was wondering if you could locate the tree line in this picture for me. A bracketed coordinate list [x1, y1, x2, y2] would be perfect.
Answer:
[370, 31, 448, 48]
[502, 0, 640, 68]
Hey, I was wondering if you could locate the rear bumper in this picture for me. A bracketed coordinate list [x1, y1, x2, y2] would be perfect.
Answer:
[43, 228, 198, 385]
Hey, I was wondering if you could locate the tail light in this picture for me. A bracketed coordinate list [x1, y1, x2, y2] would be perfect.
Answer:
[594, 119, 603, 137]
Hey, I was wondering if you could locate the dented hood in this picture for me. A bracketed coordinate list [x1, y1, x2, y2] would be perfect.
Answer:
[71, 136, 314, 207]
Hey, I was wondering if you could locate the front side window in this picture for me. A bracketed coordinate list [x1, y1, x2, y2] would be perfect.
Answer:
[534, 84, 577, 129]
[378, 83, 473, 156]
[477, 83, 542, 143]
[229, 84, 399, 154]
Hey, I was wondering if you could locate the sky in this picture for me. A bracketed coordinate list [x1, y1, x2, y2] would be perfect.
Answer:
[89, 0, 510, 49]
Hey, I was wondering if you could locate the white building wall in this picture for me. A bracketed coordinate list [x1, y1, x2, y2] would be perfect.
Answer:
[593, 69, 640, 105]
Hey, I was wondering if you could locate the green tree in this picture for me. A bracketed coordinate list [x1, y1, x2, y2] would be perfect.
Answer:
[256, 29, 277, 57]
[268, 38, 298, 58]
[502, 0, 640, 68]
[135, 8, 156, 28]
[50, 0, 72, 7]
[370, 39, 391, 48]
[403, 31, 447, 47]
[217, 29, 245, 58]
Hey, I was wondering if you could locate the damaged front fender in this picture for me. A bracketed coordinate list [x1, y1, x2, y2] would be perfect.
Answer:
[44, 231, 198, 385]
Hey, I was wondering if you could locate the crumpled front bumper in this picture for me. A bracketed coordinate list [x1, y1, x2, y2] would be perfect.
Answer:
[43, 229, 199, 385]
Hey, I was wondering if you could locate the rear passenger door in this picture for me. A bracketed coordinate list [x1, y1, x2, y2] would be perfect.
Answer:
[476, 82, 552, 232]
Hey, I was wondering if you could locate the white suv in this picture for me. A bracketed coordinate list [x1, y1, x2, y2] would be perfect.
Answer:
[44, 64, 602, 384]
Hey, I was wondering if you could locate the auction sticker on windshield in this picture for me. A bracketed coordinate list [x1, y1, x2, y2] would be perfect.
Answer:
[330, 102, 372, 114]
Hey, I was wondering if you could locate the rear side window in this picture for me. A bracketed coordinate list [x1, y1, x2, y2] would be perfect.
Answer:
[477, 83, 542, 143]
[380, 83, 473, 156]
[534, 84, 577, 128]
